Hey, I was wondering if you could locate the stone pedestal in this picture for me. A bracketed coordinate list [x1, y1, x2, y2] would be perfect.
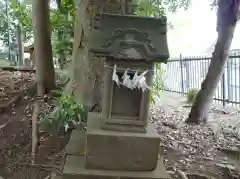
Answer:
[63, 155, 169, 179]
[85, 113, 160, 171]
[63, 114, 170, 179]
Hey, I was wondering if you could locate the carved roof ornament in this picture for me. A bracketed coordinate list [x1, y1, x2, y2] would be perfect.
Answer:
[89, 1, 169, 63]
[102, 28, 157, 52]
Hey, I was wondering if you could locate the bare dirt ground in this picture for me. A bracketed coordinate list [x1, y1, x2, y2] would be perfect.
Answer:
[0, 70, 34, 109]
[1, 69, 240, 179]
[152, 92, 240, 179]
[0, 69, 68, 179]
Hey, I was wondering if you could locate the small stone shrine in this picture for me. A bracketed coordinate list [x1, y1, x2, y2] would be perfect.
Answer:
[63, 1, 170, 178]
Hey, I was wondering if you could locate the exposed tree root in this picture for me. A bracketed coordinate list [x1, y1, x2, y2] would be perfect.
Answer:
[31, 101, 40, 164]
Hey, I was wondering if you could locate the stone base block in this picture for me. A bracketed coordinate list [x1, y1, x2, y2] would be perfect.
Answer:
[63, 155, 170, 179]
[85, 113, 160, 171]
[66, 130, 86, 156]
[101, 122, 147, 133]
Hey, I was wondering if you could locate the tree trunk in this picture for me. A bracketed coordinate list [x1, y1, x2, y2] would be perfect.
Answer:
[57, 29, 66, 69]
[66, 0, 121, 115]
[16, 23, 24, 67]
[32, 0, 56, 94]
[186, 0, 239, 124]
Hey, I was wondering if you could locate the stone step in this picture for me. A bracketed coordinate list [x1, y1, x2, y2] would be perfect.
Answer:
[51, 176, 62, 179]
[63, 155, 170, 179]
[66, 130, 86, 156]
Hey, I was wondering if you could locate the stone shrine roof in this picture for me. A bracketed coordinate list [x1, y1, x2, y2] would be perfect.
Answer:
[89, 13, 169, 63]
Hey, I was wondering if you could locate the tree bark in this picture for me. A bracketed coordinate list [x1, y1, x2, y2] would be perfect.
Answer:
[186, 0, 239, 124]
[186, 25, 236, 124]
[32, 0, 56, 94]
[66, 0, 121, 115]
[16, 23, 24, 67]
[57, 29, 66, 69]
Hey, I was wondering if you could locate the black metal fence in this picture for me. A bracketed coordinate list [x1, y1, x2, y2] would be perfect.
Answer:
[164, 53, 240, 107]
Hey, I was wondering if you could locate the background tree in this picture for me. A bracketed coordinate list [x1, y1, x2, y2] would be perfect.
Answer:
[137, 0, 189, 16]
[0, 0, 33, 45]
[51, 0, 75, 69]
[33, 0, 56, 94]
[0, 0, 76, 93]
[186, 0, 240, 124]
[0, 0, 75, 66]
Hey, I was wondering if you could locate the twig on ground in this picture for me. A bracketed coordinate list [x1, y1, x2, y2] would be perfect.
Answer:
[0, 120, 12, 136]
[176, 170, 188, 179]
[44, 176, 50, 179]
[31, 101, 40, 164]
[57, 149, 66, 164]
[18, 163, 60, 169]
[17, 162, 62, 174]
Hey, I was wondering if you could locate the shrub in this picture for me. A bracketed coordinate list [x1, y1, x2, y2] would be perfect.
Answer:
[187, 88, 198, 103]
[39, 90, 85, 135]
[151, 63, 166, 104]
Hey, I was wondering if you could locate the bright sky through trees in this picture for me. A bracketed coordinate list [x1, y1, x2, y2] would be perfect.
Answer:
[168, 0, 240, 57]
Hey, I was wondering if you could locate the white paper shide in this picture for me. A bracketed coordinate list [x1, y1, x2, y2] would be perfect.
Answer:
[112, 65, 151, 92]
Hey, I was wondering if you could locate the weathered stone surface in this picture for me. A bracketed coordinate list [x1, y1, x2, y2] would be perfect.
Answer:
[101, 61, 153, 133]
[85, 112, 160, 171]
[51, 176, 62, 179]
[66, 130, 86, 156]
[90, 13, 169, 62]
[63, 155, 170, 179]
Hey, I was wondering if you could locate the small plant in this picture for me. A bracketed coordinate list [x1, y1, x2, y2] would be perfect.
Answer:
[151, 63, 166, 104]
[39, 90, 85, 135]
[187, 88, 198, 103]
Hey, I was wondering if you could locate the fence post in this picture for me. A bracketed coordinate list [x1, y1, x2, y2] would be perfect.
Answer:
[185, 59, 190, 92]
[226, 59, 231, 105]
[222, 69, 226, 108]
[179, 54, 185, 94]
